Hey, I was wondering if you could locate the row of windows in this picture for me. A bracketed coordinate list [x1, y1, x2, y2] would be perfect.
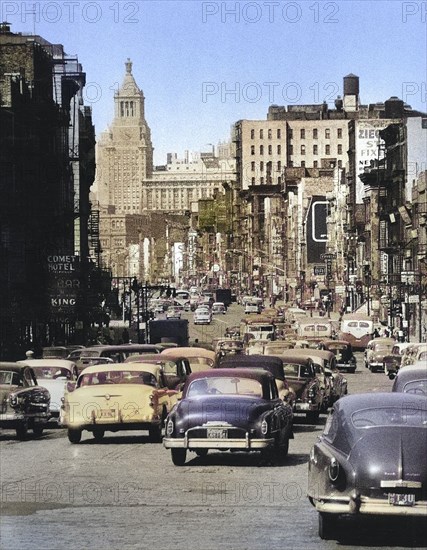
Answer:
[251, 176, 281, 185]
[250, 144, 282, 155]
[250, 128, 343, 140]
[250, 143, 343, 156]
[120, 101, 135, 117]
[250, 128, 281, 140]
[251, 161, 281, 172]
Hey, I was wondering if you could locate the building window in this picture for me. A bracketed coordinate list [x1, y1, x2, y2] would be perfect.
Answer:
[251, 161, 255, 171]
[277, 144, 281, 155]
[251, 177, 255, 185]
[260, 161, 264, 171]
[337, 144, 343, 155]
[251, 129, 255, 139]
[301, 145, 306, 155]
[300, 128, 305, 139]
[301, 161, 306, 168]
[268, 129, 272, 139]
[325, 144, 330, 155]
[337, 128, 342, 138]
[251, 145, 255, 155]
[277, 161, 281, 171]
[268, 145, 272, 155]
[338, 160, 342, 168]
[260, 145, 264, 155]
[313, 128, 318, 139]
[288, 129, 293, 139]
[260, 177, 264, 184]
[325, 128, 330, 139]
[313, 160, 318, 168]
[278, 176, 281, 184]
[260, 129, 263, 139]
[289, 144, 293, 155]
[120, 102, 124, 117]
[289, 161, 293, 167]
[277, 128, 281, 139]
[313, 145, 318, 155]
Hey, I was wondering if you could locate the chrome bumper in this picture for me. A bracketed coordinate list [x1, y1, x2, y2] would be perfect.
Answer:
[163, 436, 274, 450]
[313, 496, 427, 517]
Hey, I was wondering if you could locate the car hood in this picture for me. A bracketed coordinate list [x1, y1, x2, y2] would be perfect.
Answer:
[175, 396, 271, 430]
[349, 428, 427, 488]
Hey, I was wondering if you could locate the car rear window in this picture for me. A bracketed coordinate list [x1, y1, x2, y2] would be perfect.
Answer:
[352, 407, 427, 428]
[187, 377, 262, 398]
[79, 370, 157, 387]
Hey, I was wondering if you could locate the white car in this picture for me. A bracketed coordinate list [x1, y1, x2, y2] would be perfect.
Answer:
[193, 307, 212, 325]
[19, 359, 79, 422]
[212, 302, 226, 315]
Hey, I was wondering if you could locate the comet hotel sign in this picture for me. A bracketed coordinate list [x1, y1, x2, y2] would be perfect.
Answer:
[48, 255, 80, 310]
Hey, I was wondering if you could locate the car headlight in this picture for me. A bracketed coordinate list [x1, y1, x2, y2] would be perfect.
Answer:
[308, 386, 317, 398]
[166, 418, 174, 436]
[261, 419, 268, 435]
[9, 393, 18, 407]
[328, 457, 340, 482]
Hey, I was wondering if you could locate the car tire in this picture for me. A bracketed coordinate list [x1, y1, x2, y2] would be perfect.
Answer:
[318, 512, 336, 540]
[16, 422, 28, 440]
[93, 429, 105, 441]
[148, 424, 162, 443]
[306, 410, 320, 423]
[171, 448, 187, 466]
[68, 428, 82, 444]
[32, 425, 44, 437]
[195, 449, 208, 458]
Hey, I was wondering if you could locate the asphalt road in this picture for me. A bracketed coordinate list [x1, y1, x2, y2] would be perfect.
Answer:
[1, 307, 426, 550]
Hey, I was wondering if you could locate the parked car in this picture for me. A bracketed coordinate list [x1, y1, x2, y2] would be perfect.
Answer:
[62, 362, 180, 443]
[364, 338, 396, 372]
[18, 359, 78, 422]
[0, 363, 50, 439]
[318, 340, 357, 373]
[278, 351, 324, 422]
[308, 393, 427, 540]
[193, 307, 212, 325]
[163, 368, 294, 465]
[166, 306, 183, 320]
[392, 364, 427, 395]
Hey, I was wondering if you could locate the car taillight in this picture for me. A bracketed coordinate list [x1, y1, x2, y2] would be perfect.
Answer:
[149, 394, 154, 408]
[261, 419, 268, 435]
[328, 457, 340, 482]
[308, 387, 316, 398]
[9, 393, 18, 407]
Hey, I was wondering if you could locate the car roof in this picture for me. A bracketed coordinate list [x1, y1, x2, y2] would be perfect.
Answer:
[79, 362, 162, 376]
[0, 362, 30, 374]
[160, 347, 216, 360]
[217, 354, 285, 380]
[274, 351, 313, 365]
[18, 359, 77, 369]
[185, 367, 274, 383]
[335, 392, 427, 414]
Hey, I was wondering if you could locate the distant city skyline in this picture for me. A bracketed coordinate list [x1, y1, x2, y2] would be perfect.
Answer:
[3, 0, 425, 164]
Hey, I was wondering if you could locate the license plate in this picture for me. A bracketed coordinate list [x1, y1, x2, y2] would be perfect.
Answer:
[99, 409, 115, 419]
[388, 493, 415, 506]
[207, 428, 227, 439]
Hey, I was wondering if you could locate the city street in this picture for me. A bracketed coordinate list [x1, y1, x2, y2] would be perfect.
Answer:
[1, 308, 425, 549]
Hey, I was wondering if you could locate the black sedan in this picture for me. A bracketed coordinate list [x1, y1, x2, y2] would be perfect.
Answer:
[163, 368, 293, 466]
[0, 362, 50, 439]
[392, 364, 427, 395]
[308, 393, 427, 540]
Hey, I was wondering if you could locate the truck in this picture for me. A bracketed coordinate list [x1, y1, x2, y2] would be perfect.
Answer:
[147, 319, 189, 347]
[215, 288, 232, 308]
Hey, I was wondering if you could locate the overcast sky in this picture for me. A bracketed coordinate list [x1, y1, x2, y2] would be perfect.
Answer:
[3, 0, 426, 164]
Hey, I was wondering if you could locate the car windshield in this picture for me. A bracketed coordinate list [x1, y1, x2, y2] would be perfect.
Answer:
[187, 377, 262, 397]
[79, 370, 158, 387]
[32, 366, 73, 380]
[283, 363, 313, 377]
[351, 406, 427, 428]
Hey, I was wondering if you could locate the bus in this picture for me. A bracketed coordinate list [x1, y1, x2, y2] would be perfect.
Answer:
[338, 315, 374, 350]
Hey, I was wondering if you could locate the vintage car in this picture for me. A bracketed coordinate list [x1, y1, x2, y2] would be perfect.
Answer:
[193, 307, 212, 325]
[391, 364, 427, 395]
[62, 362, 179, 443]
[276, 351, 324, 422]
[0, 363, 50, 439]
[163, 368, 293, 466]
[216, 354, 296, 408]
[123, 353, 191, 389]
[160, 347, 216, 373]
[364, 337, 396, 372]
[69, 344, 164, 373]
[166, 306, 183, 320]
[18, 358, 79, 422]
[318, 340, 357, 373]
[212, 302, 226, 315]
[382, 342, 412, 379]
[308, 393, 427, 540]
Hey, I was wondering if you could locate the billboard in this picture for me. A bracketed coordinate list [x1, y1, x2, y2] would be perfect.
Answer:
[306, 196, 328, 264]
